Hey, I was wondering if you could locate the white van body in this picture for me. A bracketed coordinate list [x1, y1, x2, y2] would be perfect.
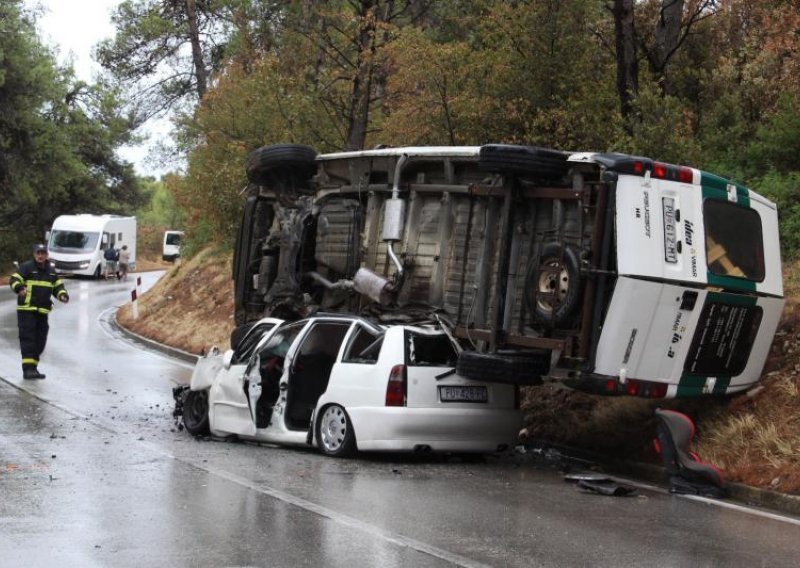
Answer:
[162, 230, 183, 261]
[234, 144, 784, 399]
[48, 214, 137, 278]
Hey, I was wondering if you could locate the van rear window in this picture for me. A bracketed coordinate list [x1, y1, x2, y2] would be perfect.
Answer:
[704, 199, 765, 282]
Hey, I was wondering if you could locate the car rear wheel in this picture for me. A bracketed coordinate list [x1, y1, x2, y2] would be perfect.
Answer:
[183, 390, 210, 436]
[316, 404, 356, 458]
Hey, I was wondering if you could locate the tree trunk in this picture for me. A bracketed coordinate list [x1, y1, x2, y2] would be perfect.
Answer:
[653, 0, 684, 94]
[345, 1, 378, 151]
[185, 0, 207, 99]
[613, 0, 638, 133]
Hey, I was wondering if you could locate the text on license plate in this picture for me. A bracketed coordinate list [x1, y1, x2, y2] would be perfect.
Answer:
[439, 385, 488, 403]
[662, 197, 677, 263]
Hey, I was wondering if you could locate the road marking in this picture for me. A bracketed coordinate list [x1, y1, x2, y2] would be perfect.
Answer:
[96, 306, 196, 370]
[605, 474, 800, 527]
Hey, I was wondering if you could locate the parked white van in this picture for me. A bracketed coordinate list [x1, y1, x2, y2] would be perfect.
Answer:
[162, 230, 183, 262]
[234, 144, 784, 399]
[48, 214, 137, 278]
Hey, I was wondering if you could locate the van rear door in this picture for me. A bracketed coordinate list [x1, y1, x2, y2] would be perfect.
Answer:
[614, 171, 783, 298]
[594, 277, 784, 396]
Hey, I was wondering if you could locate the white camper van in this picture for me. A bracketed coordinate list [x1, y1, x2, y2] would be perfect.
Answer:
[48, 214, 137, 278]
[162, 230, 184, 261]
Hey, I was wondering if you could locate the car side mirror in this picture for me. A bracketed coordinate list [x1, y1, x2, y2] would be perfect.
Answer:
[222, 349, 235, 370]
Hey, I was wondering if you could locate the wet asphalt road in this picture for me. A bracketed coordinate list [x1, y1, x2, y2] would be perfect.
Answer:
[1, 274, 800, 567]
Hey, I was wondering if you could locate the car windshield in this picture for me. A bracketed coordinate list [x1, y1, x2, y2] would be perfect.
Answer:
[166, 233, 182, 245]
[49, 230, 100, 253]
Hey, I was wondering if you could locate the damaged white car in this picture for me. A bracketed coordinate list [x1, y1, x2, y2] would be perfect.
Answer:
[174, 315, 522, 456]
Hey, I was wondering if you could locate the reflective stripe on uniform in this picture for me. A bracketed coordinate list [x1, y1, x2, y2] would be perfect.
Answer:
[10, 273, 23, 291]
[22, 358, 38, 365]
[17, 305, 51, 314]
[26, 280, 55, 288]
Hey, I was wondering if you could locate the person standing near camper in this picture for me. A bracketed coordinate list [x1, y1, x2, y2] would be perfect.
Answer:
[9, 244, 69, 379]
[104, 245, 118, 279]
[118, 245, 130, 281]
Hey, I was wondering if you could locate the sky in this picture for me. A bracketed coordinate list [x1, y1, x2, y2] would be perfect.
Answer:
[25, 0, 174, 178]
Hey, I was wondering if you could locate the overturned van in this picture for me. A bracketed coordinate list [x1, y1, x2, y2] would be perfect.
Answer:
[233, 144, 784, 398]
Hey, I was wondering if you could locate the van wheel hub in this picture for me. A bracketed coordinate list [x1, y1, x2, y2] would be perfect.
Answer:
[536, 260, 569, 313]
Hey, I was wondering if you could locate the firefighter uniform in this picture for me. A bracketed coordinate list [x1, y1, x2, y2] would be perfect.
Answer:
[9, 252, 69, 379]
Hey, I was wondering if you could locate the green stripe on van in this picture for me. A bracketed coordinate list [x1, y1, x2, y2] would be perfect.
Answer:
[700, 172, 751, 207]
[676, 375, 705, 397]
[706, 273, 757, 291]
[676, 374, 732, 397]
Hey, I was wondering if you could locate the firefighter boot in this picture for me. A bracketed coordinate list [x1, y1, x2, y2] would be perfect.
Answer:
[23, 365, 45, 379]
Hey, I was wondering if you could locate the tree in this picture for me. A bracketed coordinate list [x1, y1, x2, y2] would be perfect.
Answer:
[610, 0, 719, 129]
[96, 0, 225, 119]
[0, 0, 143, 264]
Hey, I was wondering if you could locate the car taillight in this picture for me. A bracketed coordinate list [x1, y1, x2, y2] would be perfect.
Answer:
[385, 364, 407, 407]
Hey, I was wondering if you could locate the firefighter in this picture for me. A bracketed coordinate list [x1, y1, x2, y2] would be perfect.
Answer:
[9, 244, 70, 379]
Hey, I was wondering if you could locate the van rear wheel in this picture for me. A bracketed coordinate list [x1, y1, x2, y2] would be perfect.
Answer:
[245, 144, 318, 188]
[478, 144, 569, 179]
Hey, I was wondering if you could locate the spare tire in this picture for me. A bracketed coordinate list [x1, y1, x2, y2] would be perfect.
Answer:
[479, 144, 570, 179]
[246, 144, 318, 187]
[456, 351, 548, 385]
[526, 242, 583, 326]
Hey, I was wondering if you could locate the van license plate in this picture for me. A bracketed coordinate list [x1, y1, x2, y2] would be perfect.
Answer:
[663, 197, 677, 263]
[439, 386, 488, 403]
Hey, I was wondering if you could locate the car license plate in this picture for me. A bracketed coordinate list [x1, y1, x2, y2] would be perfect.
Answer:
[662, 197, 677, 263]
[439, 385, 488, 403]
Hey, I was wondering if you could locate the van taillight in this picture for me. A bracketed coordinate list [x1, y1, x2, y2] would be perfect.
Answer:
[385, 364, 407, 407]
[652, 161, 694, 184]
[625, 379, 668, 399]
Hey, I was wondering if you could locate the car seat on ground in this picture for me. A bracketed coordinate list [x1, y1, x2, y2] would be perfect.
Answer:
[654, 408, 727, 498]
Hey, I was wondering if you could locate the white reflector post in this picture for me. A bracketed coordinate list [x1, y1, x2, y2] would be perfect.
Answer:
[131, 288, 139, 320]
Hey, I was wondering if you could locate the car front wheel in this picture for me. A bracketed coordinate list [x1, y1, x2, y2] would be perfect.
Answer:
[316, 404, 356, 458]
[183, 390, 210, 436]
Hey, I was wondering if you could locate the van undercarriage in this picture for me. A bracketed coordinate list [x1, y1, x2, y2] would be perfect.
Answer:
[234, 145, 617, 388]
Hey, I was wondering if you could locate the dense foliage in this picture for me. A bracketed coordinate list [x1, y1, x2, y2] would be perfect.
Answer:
[7, 1, 800, 261]
[0, 0, 143, 265]
[117, 0, 796, 256]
